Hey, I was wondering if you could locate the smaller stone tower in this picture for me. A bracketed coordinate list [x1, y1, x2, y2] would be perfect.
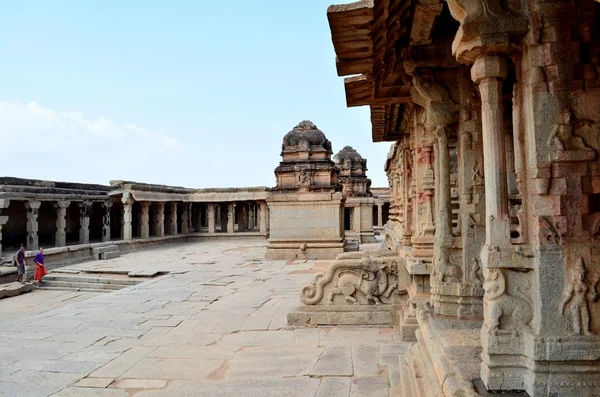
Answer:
[266, 121, 346, 260]
[334, 146, 376, 245]
[273, 120, 341, 193]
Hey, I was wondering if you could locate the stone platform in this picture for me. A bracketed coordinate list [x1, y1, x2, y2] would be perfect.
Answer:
[0, 240, 409, 397]
[288, 304, 403, 327]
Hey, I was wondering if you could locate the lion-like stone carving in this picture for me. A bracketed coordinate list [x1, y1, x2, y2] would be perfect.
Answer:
[328, 257, 397, 305]
[483, 269, 533, 335]
[300, 251, 408, 306]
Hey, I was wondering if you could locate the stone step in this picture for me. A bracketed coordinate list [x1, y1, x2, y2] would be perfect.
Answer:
[38, 286, 111, 293]
[43, 274, 140, 285]
[102, 251, 120, 260]
[41, 280, 124, 291]
[92, 245, 119, 255]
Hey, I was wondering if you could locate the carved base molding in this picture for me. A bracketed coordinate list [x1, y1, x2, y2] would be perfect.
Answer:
[399, 313, 482, 397]
[287, 302, 404, 327]
[482, 327, 600, 396]
[430, 281, 484, 319]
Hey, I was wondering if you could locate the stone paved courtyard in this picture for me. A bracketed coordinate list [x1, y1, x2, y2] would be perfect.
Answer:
[0, 240, 405, 397]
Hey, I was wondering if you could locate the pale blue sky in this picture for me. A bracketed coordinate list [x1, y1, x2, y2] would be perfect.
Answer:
[0, 1, 391, 188]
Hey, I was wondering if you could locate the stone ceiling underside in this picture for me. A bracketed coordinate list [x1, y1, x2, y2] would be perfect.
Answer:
[328, 0, 441, 142]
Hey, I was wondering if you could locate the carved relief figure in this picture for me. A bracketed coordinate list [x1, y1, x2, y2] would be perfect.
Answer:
[547, 108, 596, 162]
[548, 108, 592, 152]
[473, 161, 484, 186]
[301, 251, 406, 306]
[471, 257, 484, 287]
[328, 256, 398, 305]
[560, 258, 594, 336]
[483, 269, 533, 335]
[298, 169, 311, 187]
[433, 249, 462, 283]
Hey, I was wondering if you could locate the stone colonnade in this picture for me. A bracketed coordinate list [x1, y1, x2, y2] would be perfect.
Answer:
[0, 196, 269, 257]
[119, 199, 269, 242]
[0, 198, 112, 256]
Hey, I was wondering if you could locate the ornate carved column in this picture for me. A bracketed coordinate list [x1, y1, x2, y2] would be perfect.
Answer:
[170, 202, 178, 235]
[101, 202, 112, 242]
[208, 203, 216, 234]
[121, 194, 134, 241]
[78, 201, 92, 244]
[140, 202, 150, 239]
[25, 200, 41, 250]
[227, 203, 235, 234]
[155, 202, 165, 237]
[55, 201, 70, 247]
[259, 202, 267, 234]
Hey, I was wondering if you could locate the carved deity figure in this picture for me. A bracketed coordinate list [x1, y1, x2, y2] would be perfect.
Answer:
[298, 169, 310, 187]
[327, 256, 398, 305]
[483, 269, 533, 335]
[560, 258, 594, 336]
[548, 108, 593, 152]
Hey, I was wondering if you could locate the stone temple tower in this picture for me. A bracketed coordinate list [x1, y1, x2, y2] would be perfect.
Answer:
[334, 146, 376, 245]
[266, 121, 346, 259]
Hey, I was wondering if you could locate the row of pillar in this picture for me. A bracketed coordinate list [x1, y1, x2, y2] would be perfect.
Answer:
[0, 199, 112, 256]
[120, 199, 269, 241]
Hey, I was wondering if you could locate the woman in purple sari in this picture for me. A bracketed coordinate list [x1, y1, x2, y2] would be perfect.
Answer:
[33, 247, 47, 286]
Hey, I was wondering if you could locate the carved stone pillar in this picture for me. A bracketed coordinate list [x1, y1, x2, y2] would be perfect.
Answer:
[101, 202, 112, 242]
[140, 202, 150, 239]
[170, 203, 178, 235]
[472, 55, 511, 250]
[208, 203, 216, 234]
[249, 204, 255, 230]
[195, 204, 202, 232]
[181, 203, 190, 234]
[121, 194, 134, 241]
[155, 202, 165, 237]
[78, 202, 92, 244]
[54, 201, 70, 247]
[227, 203, 235, 234]
[377, 203, 383, 227]
[25, 200, 41, 250]
[0, 199, 9, 257]
[259, 202, 267, 234]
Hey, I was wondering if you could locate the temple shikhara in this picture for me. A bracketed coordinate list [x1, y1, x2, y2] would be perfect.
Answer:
[1, 1, 599, 396]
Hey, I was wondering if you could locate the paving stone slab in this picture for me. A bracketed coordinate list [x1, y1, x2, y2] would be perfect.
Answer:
[311, 345, 353, 376]
[51, 388, 130, 397]
[350, 377, 389, 397]
[111, 379, 168, 389]
[316, 376, 352, 397]
[74, 377, 115, 388]
[122, 357, 224, 379]
[352, 344, 380, 376]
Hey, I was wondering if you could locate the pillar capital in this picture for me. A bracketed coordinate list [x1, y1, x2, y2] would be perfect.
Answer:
[121, 192, 134, 205]
[471, 55, 508, 84]
[54, 200, 70, 209]
[446, 0, 527, 64]
[24, 200, 41, 210]
[0, 199, 10, 210]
